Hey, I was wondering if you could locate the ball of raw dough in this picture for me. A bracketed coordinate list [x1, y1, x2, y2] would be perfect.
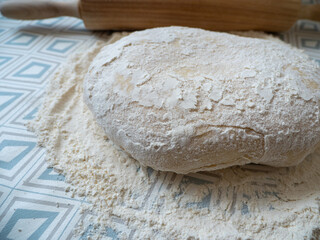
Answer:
[84, 26, 320, 174]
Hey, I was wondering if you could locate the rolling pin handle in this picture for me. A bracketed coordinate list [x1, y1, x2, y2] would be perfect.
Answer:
[0, 0, 80, 20]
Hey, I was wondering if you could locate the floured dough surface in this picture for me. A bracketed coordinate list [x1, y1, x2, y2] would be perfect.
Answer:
[29, 33, 320, 239]
[84, 26, 320, 173]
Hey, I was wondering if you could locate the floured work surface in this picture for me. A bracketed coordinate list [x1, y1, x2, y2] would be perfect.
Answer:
[29, 32, 320, 239]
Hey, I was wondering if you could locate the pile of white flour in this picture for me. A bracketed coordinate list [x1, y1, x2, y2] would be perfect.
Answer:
[28, 32, 320, 239]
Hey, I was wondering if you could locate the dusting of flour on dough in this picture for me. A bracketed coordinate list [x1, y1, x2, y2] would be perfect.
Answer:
[84, 27, 320, 174]
[28, 32, 320, 240]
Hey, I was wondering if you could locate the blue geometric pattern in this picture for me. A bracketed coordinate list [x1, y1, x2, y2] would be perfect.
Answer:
[23, 107, 38, 120]
[0, 186, 11, 207]
[0, 128, 41, 186]
[300, 22, 319, 31]
[0, 1, 319, 239]
[38, 37, 82, 57]
[0, 56, 12, 67]
[301, 38, 320, 49]
[0, 53, 22, 72]
[13, 62, 51, 79]
[105, 227, 120, 240]
[0, 140, 36, 170]
[0, 5, 97, 239]
[5, 33, 38, 46]
[4, 58, 59, 86]
[176, 176, 212, 209]
[36, 18, 62, 28]
[0, 87, 35, 125]
[68, 21, 89, 32]
[0, 209, 58, 240]
[38, 167, 65, 181]
[0, 92, 22, 112]
[80, 225, 120, 240]
[46, 39, 77, 53]
[79, 224, 94, 239]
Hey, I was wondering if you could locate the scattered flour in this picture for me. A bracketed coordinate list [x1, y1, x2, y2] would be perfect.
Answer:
[28, 32, 320, 240]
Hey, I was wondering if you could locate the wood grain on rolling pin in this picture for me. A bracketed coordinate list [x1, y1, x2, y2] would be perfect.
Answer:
[1, 0, 320, 31]
[80, 0, 301, 31]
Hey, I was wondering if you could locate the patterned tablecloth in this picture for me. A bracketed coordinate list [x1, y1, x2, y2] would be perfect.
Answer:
[0, 1, 320, 239]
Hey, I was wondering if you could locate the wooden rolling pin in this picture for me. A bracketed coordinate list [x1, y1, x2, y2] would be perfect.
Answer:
[0, 0, 320, 31]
